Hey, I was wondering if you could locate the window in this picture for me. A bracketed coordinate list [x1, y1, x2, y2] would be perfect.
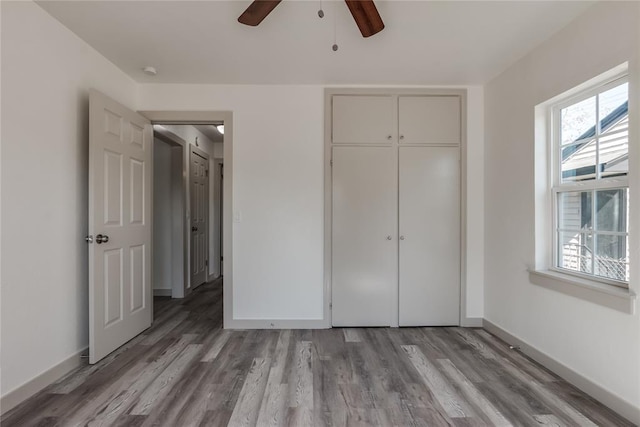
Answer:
[552, 76, 629, 287]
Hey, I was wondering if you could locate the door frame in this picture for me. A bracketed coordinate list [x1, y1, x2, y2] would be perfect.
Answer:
[323, 88, 469, 328]
[212, 158, 224, 279]
[140, 111, 233, 329]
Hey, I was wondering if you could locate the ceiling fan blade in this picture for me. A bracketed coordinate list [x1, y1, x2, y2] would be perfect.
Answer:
[344, 0, 385, 38]
[238, 0, 282, 26]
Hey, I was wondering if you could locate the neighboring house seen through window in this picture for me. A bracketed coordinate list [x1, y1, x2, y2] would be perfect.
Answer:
[552, 76, 629, 287]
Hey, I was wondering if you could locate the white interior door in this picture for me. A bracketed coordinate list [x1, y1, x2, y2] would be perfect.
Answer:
[190, 149, 209, 288]
[89, 90, 152, 364]
[332, 146, 397, 326]
[399, 146, 460, 326]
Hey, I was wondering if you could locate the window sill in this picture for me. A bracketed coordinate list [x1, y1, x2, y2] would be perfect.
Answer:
[528, 270, 636, 314]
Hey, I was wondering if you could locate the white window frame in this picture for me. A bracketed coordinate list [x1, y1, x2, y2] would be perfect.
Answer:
[549, 73, 629, 288]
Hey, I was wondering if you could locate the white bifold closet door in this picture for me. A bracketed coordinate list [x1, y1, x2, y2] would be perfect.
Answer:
[399, 146, 460, 326]
[332, 146, 397, 326]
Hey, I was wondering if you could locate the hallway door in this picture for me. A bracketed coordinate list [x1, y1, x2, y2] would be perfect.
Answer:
[190, 148, 209, 289]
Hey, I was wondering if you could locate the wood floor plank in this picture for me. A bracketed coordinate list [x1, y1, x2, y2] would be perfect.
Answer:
[343, 329, 361, 343]
[533, 414, 565, 426]
[437, 358, 512, 426]
[401, 345, 474, 419]
[140, 310, 190, 346]
[2, 279, 634, 427]
[256, 330, 291, 427]
[200, 329, 231, 362]
[227, 358, 272, 426]
[475, 329, 558, 383]
[130, 343, 203, 415]
[500, 358, 598, 426]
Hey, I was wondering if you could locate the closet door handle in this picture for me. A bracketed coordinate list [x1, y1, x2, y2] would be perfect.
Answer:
[386, 235, 392, 240]
[399, 235, 405, 240]
[387, 135, 392, 140]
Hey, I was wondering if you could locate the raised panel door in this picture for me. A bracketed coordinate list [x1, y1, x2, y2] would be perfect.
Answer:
[89, 90, 152, 364]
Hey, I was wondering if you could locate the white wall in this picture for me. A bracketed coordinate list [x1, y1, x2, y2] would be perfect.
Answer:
[0, 1, 138, 397]
[153, 138, 173, 292]
[484, 1, 639, 420]
[138, 84, 485, 323]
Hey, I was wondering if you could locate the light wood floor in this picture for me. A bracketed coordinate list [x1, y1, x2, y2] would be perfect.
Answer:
[2, 279, 632, 426]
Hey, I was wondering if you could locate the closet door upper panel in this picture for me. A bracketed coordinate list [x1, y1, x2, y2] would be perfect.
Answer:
[332, 95, 395, 144]
[399, 96, 461, 145]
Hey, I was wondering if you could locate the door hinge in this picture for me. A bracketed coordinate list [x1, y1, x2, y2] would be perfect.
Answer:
[329, 302, 332, 309]
[205, 260, 208, 266]
[330, 159, 333, 167]
[206, 169, 209, 177]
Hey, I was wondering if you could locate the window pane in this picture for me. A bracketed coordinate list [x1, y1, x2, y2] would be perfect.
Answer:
[599, 123, 628, 178]
[595, 189, 627, 232]
[561, 96, 595, 145]
[558, 191, 592, 230]
[598, 82, 628, 126]
[594, 234, 629, 282]
[561, 141, 596, 182]
[558, 232, 593, 274]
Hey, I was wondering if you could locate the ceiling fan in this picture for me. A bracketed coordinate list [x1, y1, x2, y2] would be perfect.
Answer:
[238, 0, 385, 38]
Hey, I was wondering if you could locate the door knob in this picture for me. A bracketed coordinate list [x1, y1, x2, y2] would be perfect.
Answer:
[192, 226, 198, 232]
[85, 235, 94, 243]
[399, 135, 405, 140]
[386, 235, 392, 240]
[400, 235, 405, 240]
[96, 234, 109, 244]
[387, 135, 392, 140]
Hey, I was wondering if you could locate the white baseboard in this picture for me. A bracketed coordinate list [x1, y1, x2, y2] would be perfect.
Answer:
[461, 317, 483, 327]
[483, 319, 640, 425]
[225, 319, 328, 329]
[153, 289, 172, 297]
[0, 347, 87, 416]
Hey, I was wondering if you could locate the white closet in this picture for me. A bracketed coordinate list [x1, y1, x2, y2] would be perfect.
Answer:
[329, 92, 462, 327]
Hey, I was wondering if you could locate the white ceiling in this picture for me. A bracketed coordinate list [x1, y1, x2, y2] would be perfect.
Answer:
[37, 0, 595, 85]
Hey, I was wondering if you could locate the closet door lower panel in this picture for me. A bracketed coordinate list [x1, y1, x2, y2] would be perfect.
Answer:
[332, 146, 397, 326]
[399, 146, 460, 326]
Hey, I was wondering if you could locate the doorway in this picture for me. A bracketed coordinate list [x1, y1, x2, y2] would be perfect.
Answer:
[151, 123, 224, 298]
[142, 111, 233, 328]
